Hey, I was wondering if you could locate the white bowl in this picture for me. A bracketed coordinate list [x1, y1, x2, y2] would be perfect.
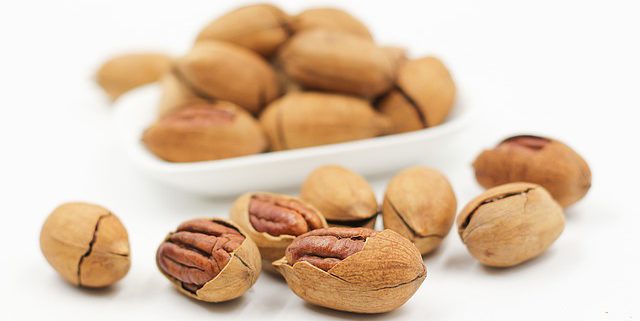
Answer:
[114, 85, 474, 196]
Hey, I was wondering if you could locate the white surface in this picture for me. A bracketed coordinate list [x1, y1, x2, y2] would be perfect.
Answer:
[114, 85, 472, 195]
[1, 0, 639, 320]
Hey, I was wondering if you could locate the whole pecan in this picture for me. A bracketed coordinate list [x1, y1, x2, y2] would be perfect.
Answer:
[157, 219, 245, 293]
[249, 194, 325, 236]
[285, 228, 376, 271]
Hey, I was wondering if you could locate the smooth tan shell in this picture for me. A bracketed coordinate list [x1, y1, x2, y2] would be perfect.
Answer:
[259, 92, 391, 150]
[290, 8, 372, 40]
[158, 218, 262, 302]
[230, 192, 328, 263]
[300, 165, 378, 222]
[383, 166, 457, 255]
[196, 4, 291, 57]
[96, 52, 172, 101]
[378, 56, 456, 133]
[278, 29, 394, 97]
[456, 183, 565, 267]
[273, 229, 426, 313]
[40, 202, 130, 287]
[157, 71, 208, 117]
[143, 102, 267, 162]
[473, 136, 592, 207]
[176, 41, 280, 114]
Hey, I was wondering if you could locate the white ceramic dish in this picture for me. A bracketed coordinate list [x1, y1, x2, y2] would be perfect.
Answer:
[114, 85, 474, 196]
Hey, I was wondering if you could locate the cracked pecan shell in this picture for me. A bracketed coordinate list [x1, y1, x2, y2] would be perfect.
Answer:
[40, 202, 130, 288]
[273, 228, 426, 313]
[473, 135, 592, 207]
[196, 4, 291, 57]
[231, 192, 328, 263]
[382, 166, 457, 255]
[156, 218, 261, 302]
[377, 56, 456, 133]
[456, 182, 565, 267]
[176, 41, 280, 114]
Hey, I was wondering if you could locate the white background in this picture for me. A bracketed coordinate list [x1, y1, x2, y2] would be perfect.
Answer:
[1, 0, 639, 320]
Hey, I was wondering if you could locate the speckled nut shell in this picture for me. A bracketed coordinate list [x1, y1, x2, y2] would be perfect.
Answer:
[457, 183, 565, 267]
[377, 56, 456, 133]
[383, 166, 457, 255]
[473, 135, 592, 207]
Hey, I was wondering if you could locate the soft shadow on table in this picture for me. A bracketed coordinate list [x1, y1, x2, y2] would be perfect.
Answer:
[185, 292, 249, 313]
[303, 303, 410, 320]
[443, 249, 563, 276]
[74, 283, 120, 297]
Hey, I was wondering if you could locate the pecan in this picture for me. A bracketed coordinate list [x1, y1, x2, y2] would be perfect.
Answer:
[156, 219, 244, 292]
[285, 227, 376, 271]
[499, 135, 550, 151]
[249, 194, 324, 236]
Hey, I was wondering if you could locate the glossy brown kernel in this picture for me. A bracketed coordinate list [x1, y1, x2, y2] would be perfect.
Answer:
[249, 194, 325, 236]
[285, 228, 376, 271]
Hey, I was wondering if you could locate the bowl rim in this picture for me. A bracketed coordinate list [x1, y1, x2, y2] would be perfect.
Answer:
[115, 85, 475, 174]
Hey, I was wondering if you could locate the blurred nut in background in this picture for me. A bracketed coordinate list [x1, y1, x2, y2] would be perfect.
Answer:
[273, 228, 426, 313]
[230, 192, 328, 263]
[378, 56, 456, 133]
[290, 7, 373, 40]
[473, 135, 592, 207]
[40, 202, 130, 287]
[96, 52, 172, 101]
[156, 218, 261, 302]
[157, 70, 208, 117]
[142, 102, 267, 162]
[381, 46, 408, 71]
[260, 92, 391, 150]
[382, 166, 457, 255]
[457, 183, 565, 267]
[301, 165, 378, 228]
[176, 41, 280, 114]
[196, 4, 291, 57]
[279, 29, 394, 97]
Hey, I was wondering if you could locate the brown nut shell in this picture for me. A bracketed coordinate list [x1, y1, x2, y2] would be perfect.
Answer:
[473, 135, 592, 207]
[378, 56, 456, 133]
[230, 192, 328, 263]
[273, 228, 426, 313]
[40, 202, 130, 288]
[278, 29, 394, 97]
[301, 165, 378, 223]
[383, 166, 457, 255]
[156, 218, 261, 302]
[142, 102, 267, 162]
[157, 70, 209, 117]
[259, 92, 391, 150]
[456, 183, 565, 267]
[176, 41, 280, 114]
[290, 8, 372, 40]
[96, 52, 172, 101]
[196, 4, 291, 57]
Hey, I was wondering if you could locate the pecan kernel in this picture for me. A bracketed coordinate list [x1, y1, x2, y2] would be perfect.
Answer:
[249, 195, 324, 236]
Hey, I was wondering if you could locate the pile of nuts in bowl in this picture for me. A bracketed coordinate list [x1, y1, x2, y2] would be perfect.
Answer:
[95, 3, 456, 162]
[40, 2, 594, 316]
